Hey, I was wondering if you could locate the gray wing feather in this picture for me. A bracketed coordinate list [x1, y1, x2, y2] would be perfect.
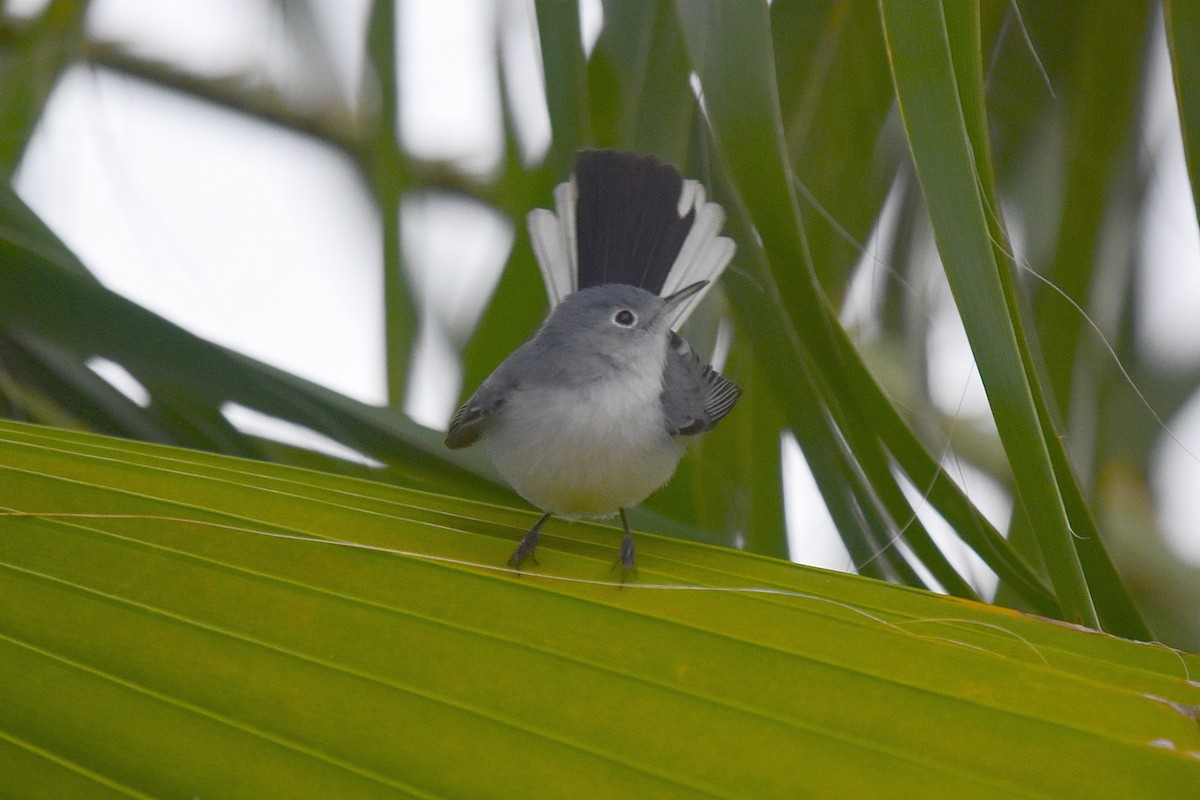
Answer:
[661, 332, 741, 436]
[444, 346, 528, 449]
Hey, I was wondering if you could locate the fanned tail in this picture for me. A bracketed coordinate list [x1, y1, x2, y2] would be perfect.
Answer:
[527, 150, 735, 328]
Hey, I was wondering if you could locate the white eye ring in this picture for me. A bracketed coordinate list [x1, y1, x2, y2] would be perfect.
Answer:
[612, 308, 637, 327]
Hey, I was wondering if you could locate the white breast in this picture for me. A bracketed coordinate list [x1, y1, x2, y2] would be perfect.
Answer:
[483, 362, 685, 518]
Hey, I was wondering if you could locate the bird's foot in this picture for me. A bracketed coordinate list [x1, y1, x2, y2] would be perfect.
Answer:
[613, 529, 637, 584]
[508, 513, 550, 571]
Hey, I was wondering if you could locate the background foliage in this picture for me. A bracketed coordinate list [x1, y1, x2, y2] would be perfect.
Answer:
[2, 1, 1199, 646]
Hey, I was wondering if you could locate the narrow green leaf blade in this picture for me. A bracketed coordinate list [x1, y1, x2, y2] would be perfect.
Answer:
[880, 0, 1097, 626]
[1165, 0, 1200, 230]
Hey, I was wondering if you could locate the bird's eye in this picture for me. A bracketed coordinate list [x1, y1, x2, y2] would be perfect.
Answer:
[613, 308, 637, 327]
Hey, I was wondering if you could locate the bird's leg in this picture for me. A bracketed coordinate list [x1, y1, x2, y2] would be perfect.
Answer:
[615, 508, 637, 583]
[508, 512, 552, 571]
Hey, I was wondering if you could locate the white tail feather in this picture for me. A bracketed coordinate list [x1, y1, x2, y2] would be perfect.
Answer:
[553, 179, 578, 288]
[527, 208, 572, 306]
[662, 180, 735, 327]
[527, 180, 579, 308]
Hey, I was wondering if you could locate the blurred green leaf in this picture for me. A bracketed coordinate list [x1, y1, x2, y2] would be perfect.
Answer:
[1164, 0, 1200, 232]
[771, 0, 898, 296]
[594, 0, 696, 161]
[366, 0, 418, 407]
[0, 0, 90, 175]
[0, 187, 500, 503]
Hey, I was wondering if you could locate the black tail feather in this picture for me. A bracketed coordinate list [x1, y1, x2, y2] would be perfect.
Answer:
[573, 150, 696, 293]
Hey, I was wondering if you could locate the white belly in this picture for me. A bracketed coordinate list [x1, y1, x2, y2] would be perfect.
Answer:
[483, 378, 685, 518]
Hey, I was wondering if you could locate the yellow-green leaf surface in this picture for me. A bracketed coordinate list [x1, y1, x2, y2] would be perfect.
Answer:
[1, 420, 1197, 798]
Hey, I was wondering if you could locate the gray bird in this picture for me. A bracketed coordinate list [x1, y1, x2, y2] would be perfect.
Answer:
[445, 150, 740, 578]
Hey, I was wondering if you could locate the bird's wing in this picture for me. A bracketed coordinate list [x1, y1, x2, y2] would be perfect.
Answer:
[444, 395, 496, 449]
[444, 352, 525, 449]
[527, 150, 735, 326]
[661, 332, 741, 436]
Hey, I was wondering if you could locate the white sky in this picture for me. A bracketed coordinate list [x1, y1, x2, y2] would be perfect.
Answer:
[11, 0, 1200, 572]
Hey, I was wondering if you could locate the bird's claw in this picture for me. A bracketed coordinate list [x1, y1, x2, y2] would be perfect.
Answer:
[613, 530, 637, 584]
[508, 530, 540, 571]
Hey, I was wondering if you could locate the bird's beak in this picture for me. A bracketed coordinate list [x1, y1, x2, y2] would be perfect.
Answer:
[655, 280, 709, 327]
